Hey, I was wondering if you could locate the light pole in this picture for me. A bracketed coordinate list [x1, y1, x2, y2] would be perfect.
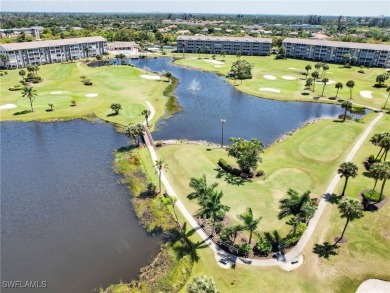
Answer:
[220, 119, 226, 148]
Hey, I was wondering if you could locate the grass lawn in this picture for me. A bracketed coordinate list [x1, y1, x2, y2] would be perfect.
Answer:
[157, 115, 373, 236]
[172, 53, 389, 110]
[0, 61, 168, 128]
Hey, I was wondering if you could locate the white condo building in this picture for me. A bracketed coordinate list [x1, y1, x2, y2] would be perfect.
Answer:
[0, 36, 107, 68]
[282, 38, 390, 67]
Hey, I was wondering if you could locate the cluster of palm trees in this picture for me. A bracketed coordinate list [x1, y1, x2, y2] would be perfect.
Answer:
[115, 53, 126, 64]
[304, 63, 355, 99]
[125, 123, 146, 147]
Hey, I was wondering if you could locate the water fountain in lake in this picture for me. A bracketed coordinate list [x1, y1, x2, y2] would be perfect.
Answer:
[187, 79, 201, 92]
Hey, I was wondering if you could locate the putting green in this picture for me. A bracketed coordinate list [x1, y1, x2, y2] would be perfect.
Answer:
[266, 168, 312, 197]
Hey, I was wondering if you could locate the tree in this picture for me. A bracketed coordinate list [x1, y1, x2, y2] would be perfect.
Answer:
[278, 189, 314, 224]
[314, 62, 322, 72]
[110, 102, 122, 115]
[220, 224, 243, 244]
[337, 198, 363, 243]
[135, 123, 146, 146]
[220, 50, 226, 60]
[155, 159, 168, 193]
[338, 162, 359, 196]
[343, 53, 351, 66]
[22, 86, 37, 112]
[367, 162, 387, 207]
[84, 46, 90, 58]
[204, 46, 210, 58]
[346, 80, 355, 99]
[341, 101, 353, 122]
[236, 51, 241, 59]
[379, 137, 390, 161]
[182, 42, 187, 58]
[335, 82, 343, 99]
[196, 47, 202, 58]
[227, 137, 264, 174]
[165, 71, 172, 81]
[230, 59, 254, 85]
[322, 64, 329, 78]
[305, 77, 313, 88]
[0, 53, 9, 68]
[19, 69, 26, 81]
[378, 162, 390, 201]
[187, 275, 218, 293]
[370, 132, 390, 160]
[125, 124, 138, 145]
[33, 65, 40, 78]
[321, 78, 329, 96]
[305, 64, 312, 80]
[238, 207, 262, 245]
[376, 74, 388, 87]
[198, 189, 229, 235]
[141, 109, 151, 126]
[383, 86, 390, 109]
[311, 71, 319, 92]
[160, 193, 179, 225]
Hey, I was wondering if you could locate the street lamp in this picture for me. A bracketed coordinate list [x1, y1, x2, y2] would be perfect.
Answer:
[220, 119, 226, 148]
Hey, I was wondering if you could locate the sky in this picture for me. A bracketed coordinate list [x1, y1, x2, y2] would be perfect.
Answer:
[0, 0, 389, 17]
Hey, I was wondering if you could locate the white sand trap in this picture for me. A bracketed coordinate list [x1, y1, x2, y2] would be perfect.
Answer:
[282, 75, 297, 80]
[0, 104, 17, 110]
[259, 88, 281, 93]
[140, 74, 161, 80]
[214, 65, 222, 68]
[50, 91, 63, 95]
[205, 60, 224, 65]
[360, 91, 372, 98]
[316, 80, 336, 84]
[85, 93, 98, 98]
[263, 75, 277, 80]
[356, 279, 390, 293]
[289, 67, 299, 70]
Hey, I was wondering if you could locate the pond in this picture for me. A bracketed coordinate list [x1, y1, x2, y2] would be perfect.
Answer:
[0, 120, 162, 293]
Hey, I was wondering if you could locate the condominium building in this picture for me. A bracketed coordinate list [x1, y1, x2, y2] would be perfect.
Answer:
[107, 41, 137, 51]
[177, 36, 272, 56]
[0, 26, 44, 39]
[282, 38, 390, 67]
[0, 36, 107, 68]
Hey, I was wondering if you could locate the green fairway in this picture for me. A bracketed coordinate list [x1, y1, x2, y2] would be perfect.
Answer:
[0, 62, 168, 127]
[173, 54, 389, 110]
[157, 117, 371, 236]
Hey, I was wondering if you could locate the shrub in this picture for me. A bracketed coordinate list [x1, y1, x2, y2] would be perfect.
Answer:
[83, 79, 92, 85]
[362, 190, 381, 202]
[32, 76, 42, 83]
[9, 85, 23, 91]
[70, 100, 77, 107]
[234, 243, 251, 257]
[0, 72, 3, 76]
[358, 70, 365, 74]
[231, 168, 241, 176]
[214, 222, 224, 234]
[256, 170, 265, 177]
[218, 158, 232, 173]
[253, 236, 272, 256]
[147, 182, 158, 197]
[283, 223, 307, 248]
[155, 141, 163, 147]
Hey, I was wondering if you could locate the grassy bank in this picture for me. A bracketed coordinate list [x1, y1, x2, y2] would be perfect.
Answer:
[163, 76, 182, 115]
[0, 62, 166, 127]
[102, 146, 193, 292]
[172, 54, 389, 110]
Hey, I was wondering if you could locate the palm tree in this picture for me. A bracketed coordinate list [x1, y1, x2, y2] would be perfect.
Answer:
[182, 42, 187, 58]
[378, 162, 390, 201]
[125, 124, 138, 145]
[0, 53, 9, 68]
[204, 46, 211, 58]
[335, 82, 343, 99]
[165, 71, 172, 82]
[198, 189, 229, 235]
[367, 162, 387, 207]
[371, 132, 390, 160]
[336, 198, 363, 243]
[379, 137, 390, 161]
[384, 86, 390, 109]
[135, 123, 146, 146]
[236, 51, 241, 59]
[322, 64, 329, 78]
[220, 51, 226, 60]
[187, 275, 218, 293]
[141, 109, 151, 126]
[221, 224, 243, 244]
[196, 47, 202, 58]
[338, 162, 359, 196]
[311, 71, 319, 92]
[314, 62, 322, 72]
[22, 86, 37, 112]
[160, 193, 179, 225]
[278, 189, 314, 223]
[19, 69, 26, 80]
[305, 64, 312, 80]
[155, 159, 168, 193]
[321, 78, 329, 96]
[341, 101, 353, 122]
[83, 46, 90, 58]
[34, 65, 40, 78]
[238, 207, 262, 245]
[110, 102, 122, 115]
[346, 80, 355, 100]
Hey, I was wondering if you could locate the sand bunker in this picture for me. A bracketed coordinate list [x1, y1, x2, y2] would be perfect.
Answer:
[289, 67, 299, 70]
[315, 80, 335, 84]
[140, 74, 161, 80]
[85, 93, 98, 98]
[214, 65, 222, 68]
[356, 279, 390, 293]
[205, 60, 224, 65]
[50, 91, 63, 95]
[282, 75, 297, 80]
[360, 91, 373, 98]
[0, 104, 17, 110]
[263, 75, 277, 80]
[259, 88, 281, 93]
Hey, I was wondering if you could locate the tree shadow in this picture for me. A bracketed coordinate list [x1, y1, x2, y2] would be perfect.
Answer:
[325, 193, 342, 205]
[362, 171, 373, 178]
[13, 110, 31, 115]
[106, 113, 118, 117]
[116, 145, 137, 152]
[214, 167, 249, 186]
[313, 242, 339, 259]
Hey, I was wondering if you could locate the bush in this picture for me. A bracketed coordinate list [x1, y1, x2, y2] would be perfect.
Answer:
[218, 158, 232, 173]
[234, 243, 251, 257]
[83, 79, 93, 85]
[358, 70, 365, 74]
[283, 223, 307, 248]
[362, 190, 381, 202]
[231, 168, 241, 176]
[214, 222, 224, 234]
[256, 170, 265, 177]
[155, 141, 163, 147]
[70, 100, 77, 107]
[9, 85, 23, 91]
[0, 72, 4, 76]
[253, 236, 272, 256]
[32, 77, 42, 83]
[147, 182, 158, 197]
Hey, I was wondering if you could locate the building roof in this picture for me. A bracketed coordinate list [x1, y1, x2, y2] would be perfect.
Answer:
[0, 36, 107, 51]
[177, 35, 272, 43]
[108, 41, 137, 47]
[282, 38, 390, 51]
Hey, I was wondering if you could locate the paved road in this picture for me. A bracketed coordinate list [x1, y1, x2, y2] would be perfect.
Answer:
[144, 100, 384, 270]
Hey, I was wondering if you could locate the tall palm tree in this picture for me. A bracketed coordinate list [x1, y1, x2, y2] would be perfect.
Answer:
[335, 82, 343, 99]
[155, 159, 168, 193]
[19, 69, 26, 80]
[346, 80, 355, 100]
[379, 137, 390, 161]
[336, 198, 363, 243]
[238, 207, 262, 245]
[338, 162, 359, 196]
[188, 174, 218, 202]
[165, 71, 172, 82]
[311, 71, 319, 92]
[182, 42, 187, 58]
[135, 123, 146, 146]
[198, 190, 229, 235]
[196, 47, 202, 58]
[83, 46, 90, 58]
[187, 275, 218, 293]
[305, 64, 312, 80]
[220, 51, 226, 60]
[141, 109, 151, 126]
[34, 65, 40, 78]
[278, 189, 313, 223]
[160, 193, 179, 225]
[0, 53, 9, 68]
[322, 64, 329, 78]
[314, 62, 322, 72]
[341, 101, 353, 122]
[370, 132, 390, 160]
[378, 162, 390, 201]
[236, 51, 241, 59]
[22, 86, 37, 112]
[321, 77, 329, 96]
[125, 124, 138, 145]
[367, 162, 387, 207]
[384, 85, 390, 109]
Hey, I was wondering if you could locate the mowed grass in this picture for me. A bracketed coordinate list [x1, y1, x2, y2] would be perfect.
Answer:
[0, 62, 168, 127]
[157, 116, 371, 236]
[173, 54, 389, 110]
